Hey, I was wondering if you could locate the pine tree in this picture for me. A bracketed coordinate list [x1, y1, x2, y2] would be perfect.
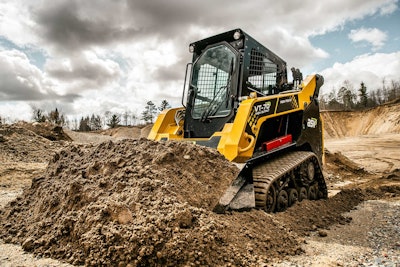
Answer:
[158, 100, 171, 111]
[141, 101, 158, 123]
[107, 114, 121, 128]
[79, 116, 91, 132]
[358, 82, 368, 108]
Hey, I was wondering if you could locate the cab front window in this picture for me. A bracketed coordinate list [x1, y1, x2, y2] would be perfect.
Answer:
[191, 45, 236, 120]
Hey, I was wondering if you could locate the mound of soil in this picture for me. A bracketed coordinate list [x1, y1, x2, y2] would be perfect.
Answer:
[0, 139, 303, 266]
[324, 149, 366, 174]
[1, 137, 400, 266]
[0, 124, 64, 163]
[15, 122, 72, 142]
[100, 126, 142, 139]
[100, 124, 152, 140]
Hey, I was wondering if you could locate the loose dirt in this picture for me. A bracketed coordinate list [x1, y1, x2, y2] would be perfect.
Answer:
[0, 139, 299, 266]
[0, 102, 399, 266]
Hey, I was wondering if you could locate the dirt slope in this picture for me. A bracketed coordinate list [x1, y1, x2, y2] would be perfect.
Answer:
[322, 103, 400, 139]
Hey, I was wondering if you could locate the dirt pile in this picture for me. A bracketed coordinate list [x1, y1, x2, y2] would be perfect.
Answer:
[1, 132, 399, 266]
[323, 149, 368, 179]
[0, 139, 302, 266]
[0, 124, 64, 163]
[100, 125, 151, 139]
[15, 122, 72, 142]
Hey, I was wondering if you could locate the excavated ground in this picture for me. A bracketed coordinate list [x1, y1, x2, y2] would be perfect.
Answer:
[0, 102, 399, 266]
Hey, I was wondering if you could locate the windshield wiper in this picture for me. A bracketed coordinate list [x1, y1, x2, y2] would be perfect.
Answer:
[200, 85, 229, 122]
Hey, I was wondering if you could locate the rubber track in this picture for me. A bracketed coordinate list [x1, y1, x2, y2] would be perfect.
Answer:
[252, 151, 318, 208]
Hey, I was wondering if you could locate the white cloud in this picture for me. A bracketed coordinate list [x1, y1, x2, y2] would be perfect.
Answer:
[0, 49, 52, 99]
[320, 52, 400, 94]
[0, 0, 398, 122]
[348, 28, 388, 50]
[0, 49, 79, 102]
[45, 50, 121, 94]
[378, 0, 398, 15]
[0, 102, 33, 122]
[0, 1, 38, 46]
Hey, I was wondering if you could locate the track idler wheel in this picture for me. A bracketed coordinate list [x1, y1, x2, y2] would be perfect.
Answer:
[298, 187, 307, 201]
[307, 161, 315, 180]
[276, 190, 289, 212]
[287, 188, 298, 206]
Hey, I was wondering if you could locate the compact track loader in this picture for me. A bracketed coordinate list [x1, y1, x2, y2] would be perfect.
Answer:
[148, 29, 327, 213]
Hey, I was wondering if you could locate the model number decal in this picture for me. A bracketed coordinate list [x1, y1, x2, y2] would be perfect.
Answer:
[254, 101, 272, 115]
[307, 118, 318, 128]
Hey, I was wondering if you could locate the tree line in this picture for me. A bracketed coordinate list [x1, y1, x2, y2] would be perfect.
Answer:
[27, 100, 171, 131]
[1, 78, 399, 128]
[319, 78, 400, 111]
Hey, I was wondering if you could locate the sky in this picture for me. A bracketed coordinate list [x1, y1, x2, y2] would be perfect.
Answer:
[0, 0, 399, 122]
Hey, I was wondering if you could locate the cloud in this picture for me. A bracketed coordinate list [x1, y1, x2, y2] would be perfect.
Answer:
[45, 50, 121, 91]
[378, 0, 398, 15]
[0, 0, 398, 122]
[320, 52, 400, 93]
[0, 49, 79, 101]
[32, 1, 142, 52]
[0, 1, 38, 46]
[348, 27, 388, 50]
[0, 102, 33, 122]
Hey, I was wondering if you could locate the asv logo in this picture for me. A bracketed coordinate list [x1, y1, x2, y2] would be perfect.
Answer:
[307, 118, 318, 128]
[254, 102, 271, 115]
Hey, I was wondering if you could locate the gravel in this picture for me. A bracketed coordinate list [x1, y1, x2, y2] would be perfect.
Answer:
[271, 199, 400, 267]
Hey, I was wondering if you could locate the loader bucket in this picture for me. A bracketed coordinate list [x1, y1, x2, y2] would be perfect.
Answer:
[213, 174, 255, 213]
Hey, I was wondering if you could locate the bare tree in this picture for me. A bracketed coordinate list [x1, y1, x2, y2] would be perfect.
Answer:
[32, 107, 46, 122]
[90, 114, 103, 130]
[123, 111, 130, 126]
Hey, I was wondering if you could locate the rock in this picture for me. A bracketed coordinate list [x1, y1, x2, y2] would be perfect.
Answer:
[318, 230, 328, 237]
[22, 237, 35, 251]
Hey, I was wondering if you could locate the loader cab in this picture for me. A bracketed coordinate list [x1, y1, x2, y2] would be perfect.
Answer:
[183, 29, 288, 138]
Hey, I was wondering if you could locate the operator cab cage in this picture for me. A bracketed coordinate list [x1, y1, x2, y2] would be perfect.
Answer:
[184, 29, 288, 138]
[189, 28, 288, 99]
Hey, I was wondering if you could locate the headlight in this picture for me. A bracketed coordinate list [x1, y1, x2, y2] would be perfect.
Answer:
[189, 45, 195, 53]
[233, 30, 241, 40]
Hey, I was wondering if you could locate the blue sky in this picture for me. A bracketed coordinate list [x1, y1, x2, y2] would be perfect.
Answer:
[0, 0, 399, 122]
[310, 7, 400, 71]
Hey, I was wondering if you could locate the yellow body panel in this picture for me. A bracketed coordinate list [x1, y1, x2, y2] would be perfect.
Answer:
[147, 107, 185, 140]
[148, 75, 320, 163]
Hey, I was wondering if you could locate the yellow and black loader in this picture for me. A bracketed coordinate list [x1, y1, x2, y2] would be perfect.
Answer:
[148, 29, 327, 213]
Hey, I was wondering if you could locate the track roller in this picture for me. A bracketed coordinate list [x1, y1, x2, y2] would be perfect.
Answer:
[287, 188, 299, 206]
[276, 190, 289, 211]
[298, 187, 307, 201]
